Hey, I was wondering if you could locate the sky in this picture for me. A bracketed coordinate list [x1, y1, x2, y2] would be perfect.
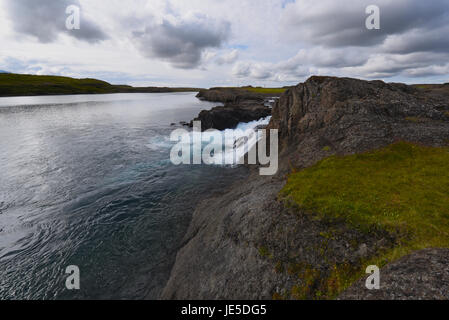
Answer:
[1, 0, 449, 87]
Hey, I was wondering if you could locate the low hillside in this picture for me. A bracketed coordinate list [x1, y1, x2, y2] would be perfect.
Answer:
[0, 73, 202, 97]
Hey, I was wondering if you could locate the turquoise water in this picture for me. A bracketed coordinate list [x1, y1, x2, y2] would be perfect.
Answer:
[0, 93, 248, 299]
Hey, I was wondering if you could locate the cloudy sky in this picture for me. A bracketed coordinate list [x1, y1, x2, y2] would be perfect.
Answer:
[1, 0, 449, 87]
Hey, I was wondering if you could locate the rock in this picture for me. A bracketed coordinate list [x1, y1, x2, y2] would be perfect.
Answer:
[162, 76, 449, 300]
[339, 249, 449, 300]
[268, 76, 449, 172]
[196, 88, 273, 104]
[190, 104, 271, 131]
[357, 244, 369, 258]
[179, 121, 190, 126]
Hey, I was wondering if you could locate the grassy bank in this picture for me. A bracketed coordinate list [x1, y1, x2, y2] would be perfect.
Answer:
[0, 73, 202, 97]
[280, 142, 449, 299]
[241, 86, 288, 95]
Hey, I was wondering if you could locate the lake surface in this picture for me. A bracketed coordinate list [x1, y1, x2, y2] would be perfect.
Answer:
[0, 93, 248, 299]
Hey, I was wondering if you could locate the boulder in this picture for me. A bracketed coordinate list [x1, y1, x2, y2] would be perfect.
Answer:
[190, 104, 271, 131]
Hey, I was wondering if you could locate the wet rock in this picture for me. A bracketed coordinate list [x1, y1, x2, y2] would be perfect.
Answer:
[190, 104, 271, 131]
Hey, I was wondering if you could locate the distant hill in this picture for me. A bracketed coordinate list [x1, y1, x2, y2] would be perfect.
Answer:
[0, 73, 203, 97]
[0, 70, 9, 73]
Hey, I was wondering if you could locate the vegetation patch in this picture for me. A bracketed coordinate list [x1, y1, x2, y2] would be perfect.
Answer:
[0, 73, 201, 97]
[279, 142, 449, 299]
[405, 116, 426, 123]
[242, 87, 288, 95]
[258, 246, 272, 259]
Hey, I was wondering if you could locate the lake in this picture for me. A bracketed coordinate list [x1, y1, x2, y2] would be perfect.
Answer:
[0, 92, 248, 299]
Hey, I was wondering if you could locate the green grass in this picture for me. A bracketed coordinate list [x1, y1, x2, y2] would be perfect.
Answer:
[405, 116, 425, 123]
[242, 87, 287, 95]
[0, 73, 115, 96]
[258, 246, 272, 259]
[0, 73, 201, 97]
[280, 142, 449, 298]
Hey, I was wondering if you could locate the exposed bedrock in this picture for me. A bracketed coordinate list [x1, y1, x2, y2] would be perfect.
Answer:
[196, 88, 275, 104]
[190, 104, 272, 131]
[161, 76, 449, 300]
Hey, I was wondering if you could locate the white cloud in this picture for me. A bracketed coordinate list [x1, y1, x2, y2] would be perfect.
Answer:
[0, 0, 449, 87]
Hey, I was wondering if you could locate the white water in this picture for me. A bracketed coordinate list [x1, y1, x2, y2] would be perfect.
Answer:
[173, 116, 272, 166]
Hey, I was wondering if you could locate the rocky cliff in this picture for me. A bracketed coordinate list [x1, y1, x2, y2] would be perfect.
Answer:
[161, 76, 449, 300]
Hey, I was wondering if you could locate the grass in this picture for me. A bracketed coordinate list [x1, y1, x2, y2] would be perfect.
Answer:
[280, 142, 449, 298]
[209, 86, 288, 95]
[0, 73, 201, 97]
[258, 246, 272, 259]
[242, 87, 288, 95]
[405, 116, 426, 123]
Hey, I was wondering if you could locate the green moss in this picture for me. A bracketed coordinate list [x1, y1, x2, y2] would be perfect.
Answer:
[322, 146, 331, 152]
[258, 246, 271, 258]
[280, 142, 449, 298]
[274, 261, 284, 273]
[405, 116, 425, 123]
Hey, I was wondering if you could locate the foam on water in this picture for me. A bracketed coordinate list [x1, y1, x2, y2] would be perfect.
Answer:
[172, 116, 272, 166]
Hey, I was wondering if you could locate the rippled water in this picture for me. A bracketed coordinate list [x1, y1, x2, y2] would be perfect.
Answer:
[0, 93, 248, 299]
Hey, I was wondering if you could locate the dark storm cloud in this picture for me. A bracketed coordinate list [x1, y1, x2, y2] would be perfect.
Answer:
[5, 0, 107, 43]
[133, 16, 230, 69]
[282, 0, 449, 50]
[382, 25, 449, 54]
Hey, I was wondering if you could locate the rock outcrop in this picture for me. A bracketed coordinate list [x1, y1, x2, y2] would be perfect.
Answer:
[190, 103, 271, 131]
[191, 88, 278, 131]
[339, 249, 449, 300]
[161, 76, 449, 300]
[269, 76, 449, 172]
[196, 88, 276, 104]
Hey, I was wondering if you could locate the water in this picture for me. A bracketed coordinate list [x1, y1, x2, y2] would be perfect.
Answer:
[0, 92, 249, 299]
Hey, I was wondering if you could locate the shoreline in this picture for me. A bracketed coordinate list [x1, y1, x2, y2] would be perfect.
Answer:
[161, 76, 449, 300]
[0, 73, 203, 98]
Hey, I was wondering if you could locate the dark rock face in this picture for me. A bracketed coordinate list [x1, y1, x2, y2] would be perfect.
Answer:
[190, 104, 271, 131]
[160, 174, 394, 300]
[192, 88, 275, 131]
[162, 76, 449, 300]
[269, 76, 449, 172]
[339, 249, 449, 300]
